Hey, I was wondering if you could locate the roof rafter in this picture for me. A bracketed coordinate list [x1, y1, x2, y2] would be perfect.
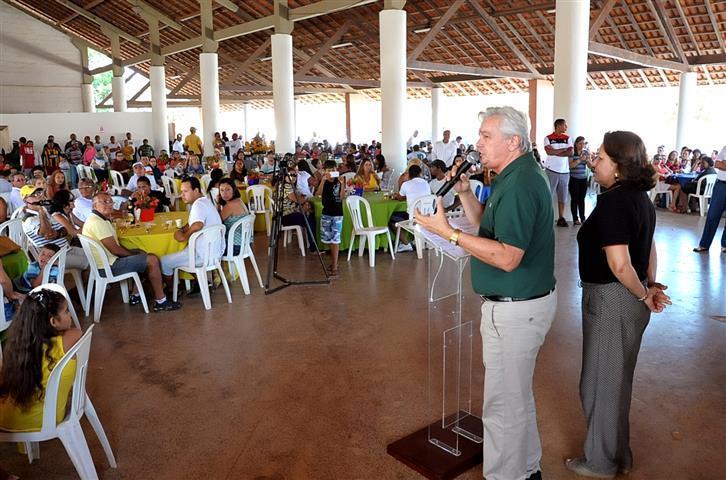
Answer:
[588, 41, 691, 72]
[407, 0, 466, 61]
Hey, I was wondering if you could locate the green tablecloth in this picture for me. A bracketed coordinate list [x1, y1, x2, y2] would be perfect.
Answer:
[1, 249, 29, 280]
[309, 192, 406, 251]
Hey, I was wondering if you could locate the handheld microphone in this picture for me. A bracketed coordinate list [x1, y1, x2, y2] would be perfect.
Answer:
[435, 151, 480, 197]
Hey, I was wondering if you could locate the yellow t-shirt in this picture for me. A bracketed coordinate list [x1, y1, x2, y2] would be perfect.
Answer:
[355, 174, 379, 191]
[0, 336, 77, 432]
[82, 212, 118, 267]
[184, 133, 203, 154]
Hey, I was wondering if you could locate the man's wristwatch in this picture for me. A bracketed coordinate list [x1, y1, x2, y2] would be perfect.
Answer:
[449, 229, 462, 246]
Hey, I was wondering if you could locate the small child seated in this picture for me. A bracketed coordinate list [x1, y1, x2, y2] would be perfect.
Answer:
[15, 244, 60, 293]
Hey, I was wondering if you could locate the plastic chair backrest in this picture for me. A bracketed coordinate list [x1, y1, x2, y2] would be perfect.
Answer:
[407, 194, 437, 217]
[83, 166, 97, 182]
[187, 225, 224, 268]
[32, 282, 79, 329]
[10, 207, 24, 220]
[0, 218, 24, 245]
[78, 235, 114, 279]
[42, 245, 68, 284]
[38, 323, 94, 434]
[76, 165, 87, 181]
[164, 169, 176, 178]
[699, 174, 717, 197]
[341, 172, 356, 184]
[346, 195, 374, 230]
[247, 185, 271, 212]
[0, 192, 10, 206]
[225, 215, 254, 258]
[201, 174, 212, 193]
[161, 176, 176, 197]
[109, 170, 126, 189]
[208, 187, 219, 206]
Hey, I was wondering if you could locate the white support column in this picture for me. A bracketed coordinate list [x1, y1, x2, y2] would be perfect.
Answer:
[675, 71, 697, 151]
[150, 66, 169, 154]
[243, 103, 249, 142]
[81, 84, 95, 113]
[431, 86, 442, 143]
[379, 8, 407, 180]
[528, 79, 554, 145]
[200, 52, 220, 157]
[272, 33, 295, 154]
[552, 0, 590, 137]
[112, 76, 127, 112]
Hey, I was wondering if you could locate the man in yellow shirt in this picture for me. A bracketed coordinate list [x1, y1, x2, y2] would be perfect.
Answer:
[184, 127, 203, 156]
[82, 192, 181, 312]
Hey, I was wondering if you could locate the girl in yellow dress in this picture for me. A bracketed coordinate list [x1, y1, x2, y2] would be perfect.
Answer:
[354, 158, 380, 191]
[0, 289, 81, 432]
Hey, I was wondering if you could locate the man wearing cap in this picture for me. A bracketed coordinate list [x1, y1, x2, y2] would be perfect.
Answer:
[123, 162, 160, 195]
[184, 127, 203, 156]
[20, 185, 88, 271]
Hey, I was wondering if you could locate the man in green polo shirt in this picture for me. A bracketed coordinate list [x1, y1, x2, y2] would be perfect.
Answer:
[416, 106, 556, 480]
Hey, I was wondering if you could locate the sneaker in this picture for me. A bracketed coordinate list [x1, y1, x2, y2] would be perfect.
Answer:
[396, 243, 414, 253]
[129, 294, 142, 306]
[564, 457, 615, 478]
[153, 299, 182, 312]
[693, 246, 708, 253]
[556, 217, 568, 227]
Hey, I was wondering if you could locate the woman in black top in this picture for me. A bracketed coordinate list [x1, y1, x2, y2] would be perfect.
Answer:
[567, 131, 671, 478]
[229, 154, 247, 186]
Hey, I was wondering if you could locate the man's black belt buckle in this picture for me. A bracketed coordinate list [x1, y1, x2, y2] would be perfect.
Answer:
[481, 288, 554, 303]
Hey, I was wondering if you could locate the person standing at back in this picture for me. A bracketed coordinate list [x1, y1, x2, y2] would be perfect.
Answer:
[543, 118, 574, 226]
[693, 145, 726, 253]
[184, 127, 204, 156]
[416, 106, 556, 480]
[432, 129, 458, 168]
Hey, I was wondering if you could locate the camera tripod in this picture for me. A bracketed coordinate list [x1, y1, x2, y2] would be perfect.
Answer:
[264, 154, 330, 294]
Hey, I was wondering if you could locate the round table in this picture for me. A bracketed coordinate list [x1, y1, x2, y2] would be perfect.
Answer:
[117, 211, 189, 258]
[309, 191, 406, 251]
[674, 173, 697, 187]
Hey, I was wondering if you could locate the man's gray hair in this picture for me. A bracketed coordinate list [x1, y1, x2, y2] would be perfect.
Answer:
[478, 106, 532, 153]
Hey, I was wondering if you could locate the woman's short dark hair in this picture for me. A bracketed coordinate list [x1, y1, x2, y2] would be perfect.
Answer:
[137, 175, 151, 186]
[602, 131, 656, 191]
[216, 178, 241, 207]
[700, 155, 714, 168]
[49, 189, 75, 215]
[375, 154, 386, 170]
[408, 164, 422, 178]
[297, 160, 312, 175]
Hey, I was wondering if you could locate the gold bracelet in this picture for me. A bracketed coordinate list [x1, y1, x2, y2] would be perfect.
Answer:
[637, 285, 648, 302]
[449, 229, 462, 246]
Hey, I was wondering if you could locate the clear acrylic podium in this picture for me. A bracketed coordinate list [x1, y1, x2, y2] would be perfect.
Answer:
[387, 217, 483, 479]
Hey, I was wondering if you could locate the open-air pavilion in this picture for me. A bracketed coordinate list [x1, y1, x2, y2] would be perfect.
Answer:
[0, 1, 724, 479]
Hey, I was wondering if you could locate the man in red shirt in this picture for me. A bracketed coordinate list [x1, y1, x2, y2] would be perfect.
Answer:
[18, 137, 36, 175]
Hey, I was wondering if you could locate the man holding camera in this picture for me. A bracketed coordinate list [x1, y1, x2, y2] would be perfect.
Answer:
[416, 107, 555, 480]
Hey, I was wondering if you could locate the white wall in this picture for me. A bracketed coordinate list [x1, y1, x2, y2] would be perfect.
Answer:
[0, 2, 83, 113]
[0, 112, 153, 147]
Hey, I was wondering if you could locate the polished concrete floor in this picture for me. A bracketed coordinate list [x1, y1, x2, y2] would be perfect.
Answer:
[1, 203, 724, 480]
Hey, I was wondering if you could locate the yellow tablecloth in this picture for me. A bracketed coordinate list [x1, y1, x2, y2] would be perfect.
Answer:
[117, 211, 188, 257]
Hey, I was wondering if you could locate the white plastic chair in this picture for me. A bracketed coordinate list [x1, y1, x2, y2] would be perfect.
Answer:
[42, 246, 84, 328]
[108, 170, 126, 194]
[164, 168, 176, 178]
[345, 195, 395, 267]
[172, 225, 231, 310]
[247, 185, 272, 236]
[378, 168, 395, 191]
[648, 181, 672, 205]
[208, 187, 220, 206]
[200, 174, 212, 193]
[394, 194, 436, 259]
[0, 218, 24, 246]
[341, 172, 356, 184]
[222, 215, 263, 295]
[82, 166, 98, 183]
[10, 206, 25, 221]
[687, 174, 717, 216]
[0, 324, 118, 480]
[78, 235, 149, 322]
[281, 225, 306, 257]
[161, 175, 181, 210]
[76, 165, 87, 182]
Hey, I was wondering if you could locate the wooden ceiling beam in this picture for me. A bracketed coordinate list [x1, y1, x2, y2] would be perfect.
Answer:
[58, 0, 105, 26]
[53, 0, 142, 45]
[703, 0, 726, 55]
[647, 0, 687, 63]
[619, 0, 655, 57]
[408, 60, 538, 80]
[296, 21, 353, 76]
[468, 0, 542, 76]
[588, 41, 691, 72]
[407, 0, 466, 61]
[589, 0, 617, 40]
[169, 71, 196, 95]
[671, 0, 702, 56]
[489, 2, 556, 17]
[125, 0, 183, 31]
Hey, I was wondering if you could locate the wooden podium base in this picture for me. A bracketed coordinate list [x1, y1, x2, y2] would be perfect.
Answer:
[387, 413, 483, 480]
